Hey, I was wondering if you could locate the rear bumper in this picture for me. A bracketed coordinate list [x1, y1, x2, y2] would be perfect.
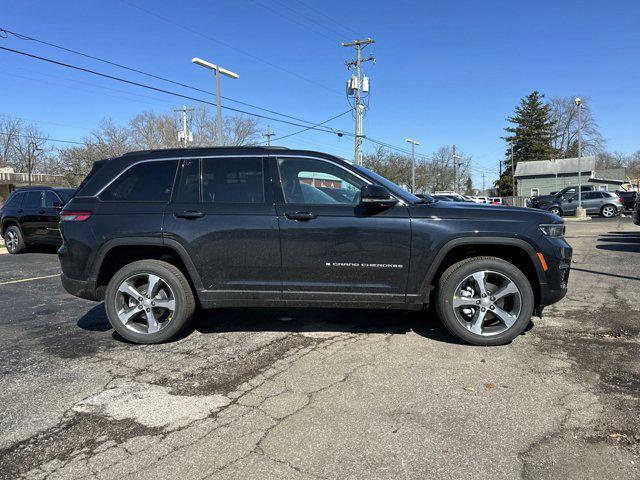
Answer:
[61, 274, 99, 301]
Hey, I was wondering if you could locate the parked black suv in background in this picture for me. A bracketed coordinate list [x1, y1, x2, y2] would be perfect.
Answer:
[1, 186, 75, 254]
[59, 147, 572, 346]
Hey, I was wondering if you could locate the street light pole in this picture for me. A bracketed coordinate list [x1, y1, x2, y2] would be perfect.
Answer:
[27, 141, 41, 186]
[575, 98, 583, 210]
[192, 57, 239, 146]
[405, 138, 420, 193]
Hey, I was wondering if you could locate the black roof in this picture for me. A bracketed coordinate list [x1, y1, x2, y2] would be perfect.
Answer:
[121, 145, 292, 160]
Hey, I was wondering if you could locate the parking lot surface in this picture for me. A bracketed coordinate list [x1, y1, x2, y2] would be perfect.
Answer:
[0, 218, 638, 479]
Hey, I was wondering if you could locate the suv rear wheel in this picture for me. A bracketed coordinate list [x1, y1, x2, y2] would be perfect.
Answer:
[4, 226, 26, 254]
[435, 256, 534, 346]
[104, 260, 195, 344]
[601, 204, 617, 218]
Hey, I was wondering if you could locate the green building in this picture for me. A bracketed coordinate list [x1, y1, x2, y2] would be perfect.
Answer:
[514, 157, 625, 197]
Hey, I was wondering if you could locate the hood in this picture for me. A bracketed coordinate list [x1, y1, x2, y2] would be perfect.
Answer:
[410, 199, 562, 223]
[530, 194, 558, 206]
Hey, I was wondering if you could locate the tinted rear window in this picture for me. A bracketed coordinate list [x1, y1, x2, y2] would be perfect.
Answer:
[23, 191, 42, 208]
[201, 157, 264, 203]
[100, 160, 178, 202]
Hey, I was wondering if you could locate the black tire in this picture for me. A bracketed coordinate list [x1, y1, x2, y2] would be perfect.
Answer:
[435, 256, 534, 346]
[600, 204, 617, 218]
[104, 259, 195, 344]
[4, 225, 26, 254]
[548, 207, 562, 216]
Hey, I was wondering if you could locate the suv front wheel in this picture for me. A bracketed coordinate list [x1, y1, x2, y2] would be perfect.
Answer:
[104, 260, 195, 344]
[436, 256, 534, 346]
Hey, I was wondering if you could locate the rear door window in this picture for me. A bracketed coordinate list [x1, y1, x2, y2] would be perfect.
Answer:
[201, 157, 264, 204]
[174, 159, 200, 204]
[100, 160, 178, 202]
[23, 191, 42, 209]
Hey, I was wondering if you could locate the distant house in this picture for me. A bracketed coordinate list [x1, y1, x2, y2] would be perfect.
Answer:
[514, 157, 626, 197]
[0, 167, 68, 204]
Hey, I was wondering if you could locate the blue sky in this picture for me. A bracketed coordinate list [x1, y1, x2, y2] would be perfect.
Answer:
[2, 0, 639, 187]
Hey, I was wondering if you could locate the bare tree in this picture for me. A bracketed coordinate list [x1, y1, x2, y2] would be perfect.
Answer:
[548, 96, 604, 157]
[11, 124, 50, 182]
[191, 106, 260, 146]
[0, 115, 22, 168]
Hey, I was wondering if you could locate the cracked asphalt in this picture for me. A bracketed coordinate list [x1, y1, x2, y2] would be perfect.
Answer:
[0, 218, 638, 479]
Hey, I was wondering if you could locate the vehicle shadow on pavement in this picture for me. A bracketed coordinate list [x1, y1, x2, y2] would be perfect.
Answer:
[596, 231, 640, 253]
[195, 308, 473, 346]
[77, 304, 534, 346]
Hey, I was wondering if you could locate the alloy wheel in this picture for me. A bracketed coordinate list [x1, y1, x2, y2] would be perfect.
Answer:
[5, 230, 18, 253]
[114, 273, 176, 334]
[602, 205, 616, 218]
[451, 270, 522, 336]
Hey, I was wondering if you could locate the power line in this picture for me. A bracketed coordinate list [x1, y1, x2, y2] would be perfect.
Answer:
[117, 0, 341, 96]
[292, 0, 360, 37]
[0, 45, 347, 135]
[0, 27, 330, 126]
[247, 0, 342, 43]
[260, 109, 352, 144]
[0, 131, 83, 145]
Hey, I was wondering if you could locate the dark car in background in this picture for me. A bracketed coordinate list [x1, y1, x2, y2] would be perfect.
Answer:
[1, 186, 75, 254]
[528, 185, 594, 209]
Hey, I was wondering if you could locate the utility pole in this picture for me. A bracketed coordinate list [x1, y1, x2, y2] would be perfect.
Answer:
[405, 138, 420, 193]
[342, 38, 375, 165]
[174, 106, 194, 148]
[263, 126, 276, 146]
[511, 143, 516, 197]
[482, 173, 485, 196]
[452, 144, 462, 192]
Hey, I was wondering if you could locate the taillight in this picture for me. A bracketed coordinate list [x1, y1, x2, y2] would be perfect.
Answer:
[60, 211, 92, 221]
[618, 197, 623, 203]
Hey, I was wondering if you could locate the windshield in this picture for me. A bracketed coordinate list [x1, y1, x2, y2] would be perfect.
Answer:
[350, 164, 429, 203]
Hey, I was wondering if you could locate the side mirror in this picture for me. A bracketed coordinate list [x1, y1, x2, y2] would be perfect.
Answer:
[360, 184, 397, 207]
[53, 201, 64, 210]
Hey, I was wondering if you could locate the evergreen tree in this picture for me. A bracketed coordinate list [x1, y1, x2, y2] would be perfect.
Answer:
[495, 91, 557, 195]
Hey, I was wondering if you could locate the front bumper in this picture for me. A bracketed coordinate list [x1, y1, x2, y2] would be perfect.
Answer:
[539, 238, 572, 307]
[61, 274, 99, 301]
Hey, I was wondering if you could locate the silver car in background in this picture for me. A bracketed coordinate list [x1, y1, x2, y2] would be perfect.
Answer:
[561, 191, 623, 217]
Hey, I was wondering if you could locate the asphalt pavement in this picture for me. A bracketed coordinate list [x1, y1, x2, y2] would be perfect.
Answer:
[0, 217, 638, 479]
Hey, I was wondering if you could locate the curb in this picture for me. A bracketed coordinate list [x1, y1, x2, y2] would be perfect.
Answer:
[0, 247, 7, 255]
[564, 217, 593, 222]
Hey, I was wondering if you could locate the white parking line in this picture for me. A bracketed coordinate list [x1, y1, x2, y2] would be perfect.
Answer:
[0, 274, 60, 286]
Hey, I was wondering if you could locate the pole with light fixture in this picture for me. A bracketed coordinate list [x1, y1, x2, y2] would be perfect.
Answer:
[192, 57, 239, 146]
[405, 138, 420, 193]
[574, 97, 586, 217]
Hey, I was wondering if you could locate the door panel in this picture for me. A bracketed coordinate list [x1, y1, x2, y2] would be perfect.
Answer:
[20, 191, 44, 241]
[42, 191, 63, 243]
[274, 156, 411, 303]
[163, 157, 281, 300]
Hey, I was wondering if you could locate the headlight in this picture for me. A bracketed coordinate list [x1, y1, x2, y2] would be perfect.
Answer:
[539, 224, 565, 237]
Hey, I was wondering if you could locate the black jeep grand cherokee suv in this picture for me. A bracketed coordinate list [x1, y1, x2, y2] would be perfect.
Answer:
[59, 147, 571, 346]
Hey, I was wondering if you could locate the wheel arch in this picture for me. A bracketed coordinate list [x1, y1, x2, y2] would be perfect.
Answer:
[91, 238, 203, 300]
[418, 237, 545, 312]
[1, 218, 20, 236]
